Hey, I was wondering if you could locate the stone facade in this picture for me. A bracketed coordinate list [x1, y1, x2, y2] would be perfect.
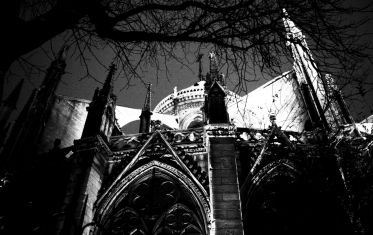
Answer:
[1, 13, 373, 235]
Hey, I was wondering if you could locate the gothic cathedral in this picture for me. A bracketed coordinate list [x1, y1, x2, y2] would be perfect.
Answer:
[1, 11, 373, 235]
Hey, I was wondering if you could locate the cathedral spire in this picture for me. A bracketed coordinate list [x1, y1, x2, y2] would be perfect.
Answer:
[209, 51, 219, 78]
[82, 63, 117, 139]
[283, 9, 329, 131]
[0, 45, 69, 169]
[282, 9, 304, 44]
[197, 54, 204, 81]
[38, 45, 68, 105]
[139, 83, 153, 133]
[102, 63, 116, 98]
[205, 51, 221, 90]
[143, 83, 152, 112]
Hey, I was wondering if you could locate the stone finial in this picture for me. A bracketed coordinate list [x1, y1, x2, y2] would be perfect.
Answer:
[143, 83, 152, 112]
[208, 51, 218, 77]
[173, 86, 178, 98]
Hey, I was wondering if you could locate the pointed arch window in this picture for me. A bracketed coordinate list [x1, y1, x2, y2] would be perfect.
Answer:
[95, 164, 208, 235]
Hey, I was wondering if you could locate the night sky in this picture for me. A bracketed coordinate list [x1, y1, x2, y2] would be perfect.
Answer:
[2, 0, 373, 125]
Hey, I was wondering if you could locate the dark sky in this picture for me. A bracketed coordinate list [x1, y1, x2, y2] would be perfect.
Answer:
[2, 0, 373, 123]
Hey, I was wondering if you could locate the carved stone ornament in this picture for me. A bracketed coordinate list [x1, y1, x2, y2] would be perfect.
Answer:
[204, 124, 236, 138]
[94, 161, 210, 235]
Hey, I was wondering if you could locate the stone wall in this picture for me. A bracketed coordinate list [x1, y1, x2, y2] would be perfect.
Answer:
[228, 71, 307, 132]
[207, 135, 244, 234]
[37, 95, 89, 154]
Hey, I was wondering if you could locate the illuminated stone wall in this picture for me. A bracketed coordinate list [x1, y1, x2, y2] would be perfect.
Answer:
[37, 95, 89, 154]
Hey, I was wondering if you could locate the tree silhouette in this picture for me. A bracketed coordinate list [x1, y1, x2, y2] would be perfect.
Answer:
[0, 0, 372, 99]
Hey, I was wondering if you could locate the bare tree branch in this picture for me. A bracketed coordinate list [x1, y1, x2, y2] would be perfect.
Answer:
[0, 0, 372, 103]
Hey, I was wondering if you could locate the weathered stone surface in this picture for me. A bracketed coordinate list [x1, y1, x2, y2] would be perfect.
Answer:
[82, 163, 103, 235]
[208, 136, 244, 234]
[38, 96, 89, 154]
[222, 193, 239, 201]
[228, 71, 308, 132]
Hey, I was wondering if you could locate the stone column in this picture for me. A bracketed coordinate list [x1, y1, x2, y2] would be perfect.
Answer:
[58, 136, 109, 235]
[205, 124, 244, 235]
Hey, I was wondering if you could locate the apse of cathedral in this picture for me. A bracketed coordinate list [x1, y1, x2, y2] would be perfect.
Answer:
[1, 11, 373, 235]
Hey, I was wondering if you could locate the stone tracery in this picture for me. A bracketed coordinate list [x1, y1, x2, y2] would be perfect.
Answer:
[94, 161, 209, 235]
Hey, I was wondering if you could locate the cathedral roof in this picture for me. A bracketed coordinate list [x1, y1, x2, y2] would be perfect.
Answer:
[228, 71, 307, 132]
[154, 81, 206, 114]
[116, 106, 179, 131]
[148, 70, 310, 132]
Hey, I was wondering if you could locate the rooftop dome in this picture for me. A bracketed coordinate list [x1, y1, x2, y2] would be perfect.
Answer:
[154, 81, 206, 129]
[154, 81, 240, 130]
[154, 81, 206, 114]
